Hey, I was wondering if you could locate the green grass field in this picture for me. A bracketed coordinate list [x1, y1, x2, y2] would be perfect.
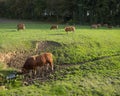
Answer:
[0, 21, 120, 96]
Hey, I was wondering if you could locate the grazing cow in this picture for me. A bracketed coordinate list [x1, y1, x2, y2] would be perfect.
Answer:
[50, 25, 58, 30]
[91, 24, 98, 28]
[97, 24, 101, 27]
[108, 25, 113, 29]
[17, 23, 25, 31]
[65, 26, 75, 33]
[103, 24, 108, 27]
[22, 53, 53, 75]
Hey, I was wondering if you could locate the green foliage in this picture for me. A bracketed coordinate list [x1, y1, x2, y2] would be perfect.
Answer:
[0, 0, 120, 24]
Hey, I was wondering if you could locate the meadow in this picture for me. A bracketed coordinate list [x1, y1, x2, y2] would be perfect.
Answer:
[0, 21, 120, 96]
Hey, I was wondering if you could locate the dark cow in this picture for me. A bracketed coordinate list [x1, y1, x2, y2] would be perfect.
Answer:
[50, 25, 58, 30]
[65, 26, 75, 33]
[17, 23, 25, 31]
[22, 53, 53, 75]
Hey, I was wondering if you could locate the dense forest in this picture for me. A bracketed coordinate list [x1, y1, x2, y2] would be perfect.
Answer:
[0, 0, 120, 25]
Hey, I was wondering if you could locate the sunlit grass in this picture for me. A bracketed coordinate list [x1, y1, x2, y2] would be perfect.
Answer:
[0, 22, 120, 95]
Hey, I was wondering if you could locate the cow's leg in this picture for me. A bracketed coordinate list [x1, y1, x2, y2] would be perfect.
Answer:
[39, 66, 45, 78]
[34, 69, 37, 76]
[36, 67, 42, 77]
[36, 66, 44, 78]
[46, 64, 49, 71]
[49, 62, 54, 71]
[31, 68, 36, 78]
[44, 64, 49, 76]
[28, 70, 33, 79]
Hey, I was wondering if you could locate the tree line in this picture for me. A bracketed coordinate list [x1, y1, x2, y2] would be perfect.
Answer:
[0, 0, 120, 25]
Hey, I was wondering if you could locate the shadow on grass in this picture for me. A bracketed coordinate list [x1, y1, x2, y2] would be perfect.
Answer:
[0, 29, 17, 33]
[9, 29, 18, 32]
[48, 33, 65, 36]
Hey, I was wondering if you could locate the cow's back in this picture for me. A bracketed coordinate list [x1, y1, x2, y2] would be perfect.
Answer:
[17, 23, 25, 30]
[50, 25, 58, 30]
[65, 26, 75, 32]
[71, 26, 75, 31]
[44, 53, 53, 63]
[36, 53, 53, 66]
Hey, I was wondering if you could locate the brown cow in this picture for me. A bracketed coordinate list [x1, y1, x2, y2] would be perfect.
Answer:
[50, 25, 58, 30]
[91, 24, 98, 28]
[65, 26, 75, 33]
[103, 24, 108, 27]
[22, 53, 53, 75]
[97, 24, 101, 27]
[108, 25, 113, 29]
[17, 23, 25, 31]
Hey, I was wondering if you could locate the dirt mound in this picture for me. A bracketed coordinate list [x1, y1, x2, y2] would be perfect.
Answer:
[6, 50, 36, 69]
[0, 41, 61, 69]
[35, 41, 62, 53]
[0, 50, 36, 69]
